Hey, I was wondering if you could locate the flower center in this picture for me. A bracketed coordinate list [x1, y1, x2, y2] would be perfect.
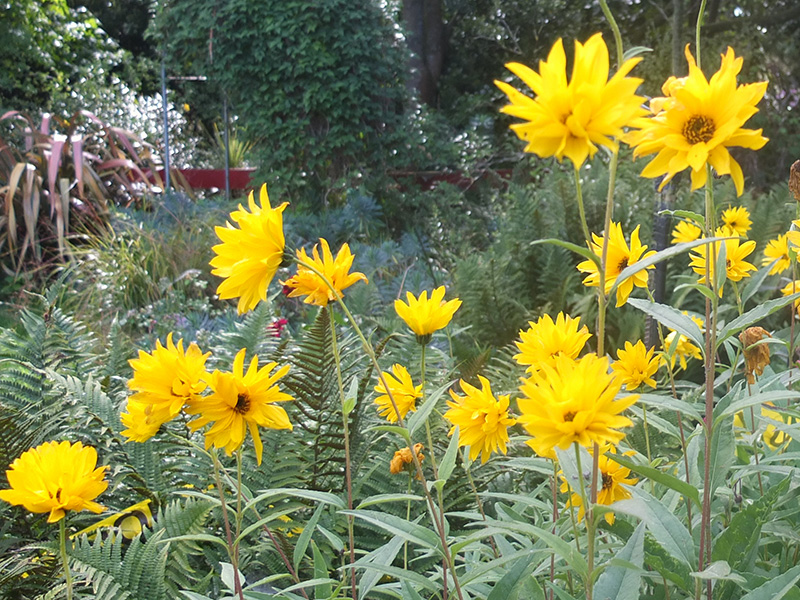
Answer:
[617, 257, 629, 273]
[601, 472, 613, 491]
[682, 115, 715, 144]
[563, 411, 576, 422]
[235, 393, 251, 414]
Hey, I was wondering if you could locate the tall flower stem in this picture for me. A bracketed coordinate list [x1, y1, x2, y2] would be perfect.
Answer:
[573, 169, 593, 251]
[59, 518, 73, 600]
[212, 453, 245, 600]
[294, 257, 464, 600]
[574, 444, 594, 600]
[463, 448, 499, 559]
[695, 0, 709, 70]
[699, 164, 717, 600]
[328, 305, 358, 600]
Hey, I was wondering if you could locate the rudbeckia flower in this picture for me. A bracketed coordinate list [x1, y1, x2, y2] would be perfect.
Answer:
[444, 376, 517, 464]
[689, 227, 757, 295]
[282, 238, 368, 306]
[612, 340, 660, 390]
[495, 33, 645, 168]
[663, 313, 704, 370]
[186, 349, 293, 465]
[121, 333, 210, 442]
[373, 364, 422, 423]
[576, 222, 656, 307]
[560, 447, 637, 525]
[762, 234, 792, 275]
[394, 286, 462, 344]
[517, 353, 636, 458]
[210, 184, 289, 314]
[514, 312, 591, 374]
[627, 46, 768, 195]
[721, 206, 752, 236]
[0, 441, 108, 523]
[780, 280, 800, 315]
[672, 220, 702, 245]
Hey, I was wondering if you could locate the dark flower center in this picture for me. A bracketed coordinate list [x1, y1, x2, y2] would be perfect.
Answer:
[682, 115, 715, 144]
[235, 393, 251, 414]
[617, 257, 629, 273]
[563, 411, 576, 422]
[602, 472, 613, 490]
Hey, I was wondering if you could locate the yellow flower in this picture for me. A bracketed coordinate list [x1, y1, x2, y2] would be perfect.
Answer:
[689, 227, 757, 295]
[627, 46, 768, 196]
[721, 206, 752, 236]
[576, 222, 656, 307]
[734, 404, 794, 451]
[121, 333, 210, 442]
[0, 441, 108, 523]
[389, 443, 424, 475]
[780, 280, 800, 315]
[495, 33, 644, 168]
[444, 376, 517, 464]
[663, 314, 704, 370]
[762, 234, 792, 275]
[672, 220, 702, 244]
[517, 353, 636, 458]
[394, 286, 462, 343]
[514, 312, 591, 374]
[282, 238, 368, 306]
[561, 448, 637, 525]
[373, 364, 422, 423]
[210, 184, 289, 314]
[186, 349, 293, 465]
[612, 340, 660, 390]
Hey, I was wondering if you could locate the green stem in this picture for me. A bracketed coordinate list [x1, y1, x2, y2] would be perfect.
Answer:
[212, 453, 245, 600]
[573, 168, 592, 250]
[695, 0, 708, 70]
[574, 444, 594, 600]
[328, 305, 358, 600]
[59, 518, 73, 600]
[463, 448, 499, 559]
[598, 0, 624, 67]
[421, 344, 439, 478]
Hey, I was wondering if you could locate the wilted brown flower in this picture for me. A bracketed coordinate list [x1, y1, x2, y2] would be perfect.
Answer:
[389, 443, 424, 475]
[739, 326, 772, 384]
[790, 160, 800, 201]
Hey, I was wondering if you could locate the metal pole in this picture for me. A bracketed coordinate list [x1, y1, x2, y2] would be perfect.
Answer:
[161, 54, 171, 193]
[223, 93, 230, 201]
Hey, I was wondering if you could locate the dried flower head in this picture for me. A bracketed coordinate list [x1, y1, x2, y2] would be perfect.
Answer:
[739, 326, 771, 384]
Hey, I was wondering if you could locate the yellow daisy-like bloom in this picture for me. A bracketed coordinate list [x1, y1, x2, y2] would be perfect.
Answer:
[720, 206, 752, 236]
[0, 441, 108, 523]
[663, 313, 704, 370]
[186, 349, 293, 465]
[514, 312, 591, 374]
[780, 280, 800, 315]
[373, 364, 422, 423]
[576, 222, 656, 307]
[495, 33, 645, 168]
[444, 376, 517, 464]
[627, 46, 768, 196]
[282, 238, 368, 306]
[560, 448, 637, 525]
[734, 404, 794, 451]
[689, 227, 757, 296]
[517, 353, 636, 458]
[672, 220, 702, 244]
[762, 234, 792, 275]
[612, 340, 660, 390]
[394, 286, 462, 343]
[210, 184, 289, 314]
[121, 333, 210, 442]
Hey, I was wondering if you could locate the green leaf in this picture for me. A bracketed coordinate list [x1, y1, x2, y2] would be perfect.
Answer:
[739, 565, 800, 600]
[436, 426, 460, 487]
[356, 493, 423, 509]
[690, 561, 746, 584]
[341, 509, 441, 553]
[245, 488, 346, 512]
[716, 390, 800, 423]
[626, 298, 705, 349]
[487, 556, 535, 600]
[158, 533, 228, 549]
[401, 580, 425, 600]
[714, 239, 728, 293]
[352, 562, 438, 592]
[717, 292, 800, 347]
[611, 455, 700, 508]
[365, 424, 411, 443]
[356, 536, 405, 600]
[741, 263, 776, 304]
[636, 393, 704, 423]
[612, 490, 694, 566]
[293, 502, 325, 573]
[407, 381, 451, 436]
[343, 376, 358, 416]
[622, 45, 653, 61]
[530, 238, 599, 267]
[311, 542, 332, 600]
[612, 237, 725, 298]
[593, 522, 645, 600]
[659, 209, 704, 228]
[712, 477, 789, 572]
[708, 417, 736, 497]
[555, 445, 591, 496]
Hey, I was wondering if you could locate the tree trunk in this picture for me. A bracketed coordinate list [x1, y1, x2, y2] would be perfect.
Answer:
[402, 0, 444, 106]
